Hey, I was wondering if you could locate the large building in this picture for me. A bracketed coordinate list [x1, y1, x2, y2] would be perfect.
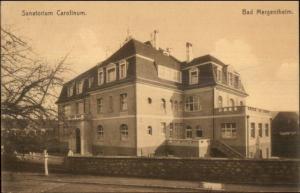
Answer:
[57, 33, 272, 158]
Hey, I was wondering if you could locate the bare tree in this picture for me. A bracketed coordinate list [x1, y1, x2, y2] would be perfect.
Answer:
[1, 27, 69, 127]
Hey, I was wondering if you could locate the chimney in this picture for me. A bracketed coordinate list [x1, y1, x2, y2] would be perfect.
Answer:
[152, 30, 159, 50]
[186, 42, 193, 62]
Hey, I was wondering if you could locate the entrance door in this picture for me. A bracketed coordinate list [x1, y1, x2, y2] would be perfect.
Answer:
[75, 128, 81, 154]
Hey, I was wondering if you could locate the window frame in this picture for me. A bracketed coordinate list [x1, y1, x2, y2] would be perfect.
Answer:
[96, 125, 104, 139]
[106, 63, 117, 83]
[189, 68, 199, 85]
[185, 95, 201, 112]
[196, 126, 203, 138]
[221, 123, 237, 139]
[120, 93, 128, 111]
[98, 68, 104, 85]
[97, 98, 103, 114]
[186, 126, 192, 139]
[119, 60, 127, 79]
[120, 124, 129, 141]
[147, 126, 152, 135]
[251, 123, 255, 138]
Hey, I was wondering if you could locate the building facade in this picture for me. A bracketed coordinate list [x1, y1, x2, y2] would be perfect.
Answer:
[57, 36, 272, 158]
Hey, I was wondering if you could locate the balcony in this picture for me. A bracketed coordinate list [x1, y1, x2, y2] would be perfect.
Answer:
[167, 138, 210, 147]
[214, 106, 271, 116]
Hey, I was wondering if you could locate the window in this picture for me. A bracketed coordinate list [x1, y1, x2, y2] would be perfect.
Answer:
[196, 126, 203, 138]
[96, 125, 104, 139]
[120, 124, 128, 140]
[217, 69, 222, 82]
[240, 101, 244, 106]
[88, 77, 94, 88]
[229, 99, 235, 107]
[169, 123, 173, 138]
[148, 97, 152, 104]
[266, 148, 269, 158]
[63, 105, 71, 117]
[76, 80, 83, 94]
[258, 123, 263, 137]
[108, 96, 113, 112]
[185, 96, 201, 112]
[189, 68, 198, 84]
[67, 83, 74, 97]
[147, 126, 152, 135]
[97, 98, 103, 114]
[119, 60, 127, 79]
[161, 122, 166, 136]
[75, 102, 84, 115]
[98, 68, 104, 85]
[75, 102, 79, 114]
[186, 126, 192, 139]
[265, 124, 269, 137]
[221, 123, 237, 138]
[106, 64, 116, 83]
[120, 93, 128, 111]
[218, 96, 223, 108]
[251, 123, 255, 138]
[234, 76, 239, 88]
[170, 100, 173, 110]
[161, 99, 166, 111]
[174, 101, 178, 111]
[228, 72, 234, 86]
[179, 101, 183, 111]
[158, 65, 182, 83]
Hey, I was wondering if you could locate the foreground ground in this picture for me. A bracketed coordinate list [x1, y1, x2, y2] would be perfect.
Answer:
[2, 171, 299, 193]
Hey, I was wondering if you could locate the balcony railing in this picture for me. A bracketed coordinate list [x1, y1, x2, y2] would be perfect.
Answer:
[66, 113, 91, 121]
[214, 106, 271, 115]
[167, 138, 210, 147]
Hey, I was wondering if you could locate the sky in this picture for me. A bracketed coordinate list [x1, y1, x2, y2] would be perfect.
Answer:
[1, 1, 299, 112]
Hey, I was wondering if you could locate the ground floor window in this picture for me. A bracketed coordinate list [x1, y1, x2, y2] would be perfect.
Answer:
[196, 126, 203, 137]
[186, 126, 192, 139]
[120, 124, 128, 140]
[221, 123, 237, 138]
[96, 125, 104, 139]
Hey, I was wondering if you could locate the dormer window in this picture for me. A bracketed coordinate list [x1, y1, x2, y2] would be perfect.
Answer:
[76, 80, 83, 94]
[98, 68, 104, 85]
[119, 60, 127, 79]
[189, 68, 198, 85]
[106, 63, 116, 83]
[67, 83, 74, 97]
[217, 69, 222, 82]
[88, 77, 94, 88]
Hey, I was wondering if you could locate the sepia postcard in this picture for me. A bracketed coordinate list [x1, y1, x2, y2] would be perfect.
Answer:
[1, 1, 299, 193]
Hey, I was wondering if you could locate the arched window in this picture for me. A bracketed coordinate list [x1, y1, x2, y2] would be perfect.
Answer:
[240, 101, 244, 106]
[96, 125, 104, 139]
[161, 98, 166, 111]
[120, 124, 128, 140]
[170, 99, 173, 109]
[196, 126, 203, 137]
[147, 126, 152, 135]
[186, 126, 192, 139]
[229, 99, 235, 107]
[218, 96, 223, 108]
[174, 101, 178, 111]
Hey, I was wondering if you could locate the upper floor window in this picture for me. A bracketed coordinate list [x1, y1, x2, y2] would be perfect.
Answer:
[161, 122, 166, 136]
[217, 69, 222, 82]
[75, 102, 84, 115]
[218, 96, 223, 108]
[251, 123, 255, 138]
[120, 124, 128, 140]
[229, 99, 235, 107]
[148, 97, 152, 104]
[169, 123, 173, 138]
[119, 60, 127, 79]
[234, 76, 239, 88]
[106, 64, 116, 83]
[174, 101, 178, 111]
[240, 101, 244, 106]
[98, 68, 104, 85]
[63, 105, 71, 117]
[170, 100, 173, 110]
[161, 98, 166, 111]
[108, 96, 113, 112]
[88, 77, 94, 88]
[147, 126, 152, 135]
[97, 98, 103, 114]
[189, 68, 198, 85]
[76, 80, 83, 94]
[158, 65, 182, 83]
[265, 124, 269, 137]
[186, 126, 192, 139]
[221, 123, 237, 139]
[185, 96, 201, 112]
[228, 72, 234, 86]
[179, 101, 183, 111]
[196, 126, 203, 137]
[258, 123, 263, 137]
[67, 83, 74, 97]
[96, 125, 104, 139]
[120, 93, 128, 111]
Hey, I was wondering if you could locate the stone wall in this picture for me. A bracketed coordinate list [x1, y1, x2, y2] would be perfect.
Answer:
[65, 156, 300, 185]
